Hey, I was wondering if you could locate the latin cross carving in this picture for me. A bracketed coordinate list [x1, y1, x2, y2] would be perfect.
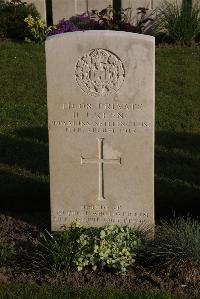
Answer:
[81, 138, 121, 200]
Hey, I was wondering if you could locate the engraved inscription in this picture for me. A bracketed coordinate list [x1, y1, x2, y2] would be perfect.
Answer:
[50, 101, 151, 135]
[54, 205, 149, 227]
[81, 138, 121, 200]
[75, 49, 125, 97]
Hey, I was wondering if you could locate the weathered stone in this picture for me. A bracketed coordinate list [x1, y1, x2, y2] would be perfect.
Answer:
[121, 0, 153, 11]
[5, 0, 46, 20]
[52, 0, 112, 24]
[46, 31, 155, 230]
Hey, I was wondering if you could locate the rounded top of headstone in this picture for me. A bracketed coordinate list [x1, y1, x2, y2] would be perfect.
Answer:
[46, 30, 155, 43]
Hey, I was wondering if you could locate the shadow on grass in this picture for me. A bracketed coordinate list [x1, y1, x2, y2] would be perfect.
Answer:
[15, 127, 49, 144]
[155, 131, 200, 219]
[0, 169, 49, 211]
[0, 128, 199, 221]
[0, 128, 49, 175]
[0, 127, 50, 213]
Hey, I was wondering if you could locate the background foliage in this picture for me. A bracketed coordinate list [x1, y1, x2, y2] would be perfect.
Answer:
[155, 0, 200, 45]
[0, 0, 39, 40]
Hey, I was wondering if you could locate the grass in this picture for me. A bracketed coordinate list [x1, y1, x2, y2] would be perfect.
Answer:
[0, 243, 15, 265]
[0, 285, 178, 299]
[0, 41, 49, 211]
[0, 41, 199, 218]
[140, 216, 200, 272]
[155, 47, 200, 218]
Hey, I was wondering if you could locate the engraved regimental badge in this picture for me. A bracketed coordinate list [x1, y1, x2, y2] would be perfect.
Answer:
[75, 48, 125, 97]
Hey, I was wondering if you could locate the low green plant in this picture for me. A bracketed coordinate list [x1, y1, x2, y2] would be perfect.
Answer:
[76, 225, 140, 275]
[37, 224, 141, 276]
[0, 0, 39, 40]
[0, 284, 178, 299]
[155, 0, 200, 46]
[36, 223, 83, 276]
[140, 216, 200, 269]
[24, 15, 49, 43]
[0, 243, 15, 265]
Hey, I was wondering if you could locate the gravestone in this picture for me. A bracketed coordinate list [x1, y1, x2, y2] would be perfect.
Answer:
[6, 0, 46, 22]
[30, 0, 46, 22]
[121, 0, 153, 10]
[52, 0, 112, 24]
[46, 31, 155, 231]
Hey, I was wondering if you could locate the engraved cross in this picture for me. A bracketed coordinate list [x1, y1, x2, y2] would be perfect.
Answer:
[81, 138, 121, 201]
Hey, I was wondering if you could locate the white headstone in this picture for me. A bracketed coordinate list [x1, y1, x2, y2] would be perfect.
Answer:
[46, 31, 155, 230]
[6, 0, 47, 22]
[52, 0, 112, 24]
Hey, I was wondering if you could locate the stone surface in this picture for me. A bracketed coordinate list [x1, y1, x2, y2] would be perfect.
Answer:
[6, 0, 46, 21]
[51, 0, 167, 24]
[121, 0, 153, 10]
[30, 0, 46, 21]
[46, 31, 155, 230]
[52, 0, 112, 24]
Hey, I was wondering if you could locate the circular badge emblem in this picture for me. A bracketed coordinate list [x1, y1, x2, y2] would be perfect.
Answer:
[75, 48, 125, 97]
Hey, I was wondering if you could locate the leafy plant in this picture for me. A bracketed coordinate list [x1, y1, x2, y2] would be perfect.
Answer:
[36, 224, 141, 276]
[0, 243, 15, 265]
[69, 5, 155, 34]
[0, 0, 40, 40]
[36, 223, 83, 276]
[76, 225, 140, 275]
[154, 0, 200, 46]
[24, 15, 48, 43]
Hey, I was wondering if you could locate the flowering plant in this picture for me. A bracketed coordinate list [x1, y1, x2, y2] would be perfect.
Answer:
[70, 5, 154, 33]
[75, 225, 140, 275]
[0, 0, 39, 40]
[24, 15, 48, 43]
[48, 19, 81, 36]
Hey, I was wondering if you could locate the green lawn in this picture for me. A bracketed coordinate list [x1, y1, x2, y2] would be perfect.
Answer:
[0, 41, 199, 218]
[0, 285, 178, 299]
[155, 48, 200, 218]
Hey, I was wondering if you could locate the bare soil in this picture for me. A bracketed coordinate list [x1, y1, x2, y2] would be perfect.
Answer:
[0, 212, 199, 298]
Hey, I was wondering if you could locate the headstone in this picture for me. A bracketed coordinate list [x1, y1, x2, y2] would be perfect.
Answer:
[6, 0, 47, 22]
[28, 0, 46, 22]
[121, 0, 153, 11]
[46, 31, 155, 231]
[150, 0, 181, 9]
[52, 0, 112, 25]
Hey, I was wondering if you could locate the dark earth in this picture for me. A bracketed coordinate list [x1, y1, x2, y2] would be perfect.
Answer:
[0, 212, 199, 298]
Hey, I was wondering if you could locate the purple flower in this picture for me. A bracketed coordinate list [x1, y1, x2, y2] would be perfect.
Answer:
[48, 19, 82, 36]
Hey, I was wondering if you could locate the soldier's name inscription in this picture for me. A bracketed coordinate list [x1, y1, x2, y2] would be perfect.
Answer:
[50, 101, 151, 135]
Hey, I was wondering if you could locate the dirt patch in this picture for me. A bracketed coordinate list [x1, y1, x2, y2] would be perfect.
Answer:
[0, 213, 199, 298]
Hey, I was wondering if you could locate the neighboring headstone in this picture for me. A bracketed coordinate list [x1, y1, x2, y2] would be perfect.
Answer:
[6, 0, 46, 22]
[46, 31, 155, 231]
[28, 0, 46, 22]
[52, 0, 112, 25]
[121, 0, 153, 11]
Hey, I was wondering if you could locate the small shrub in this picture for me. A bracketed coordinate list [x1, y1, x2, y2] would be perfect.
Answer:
[24, 15, 48, 43]
[140, 216, 200, 273]
[37, 224, 141, 276]
[0, 243, 15, 265]
[0, 0, 39, 40]
[76, 225, 140, 275]
[154, 0, 200, 46]
[69, 6, 155, 34]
